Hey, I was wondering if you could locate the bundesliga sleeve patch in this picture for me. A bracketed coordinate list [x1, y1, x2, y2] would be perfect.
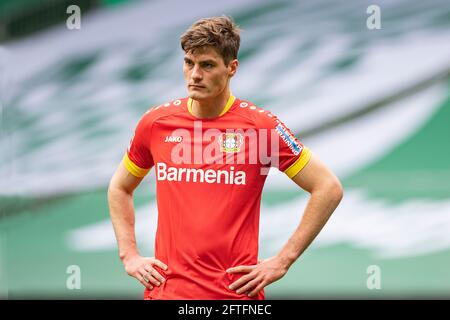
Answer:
[275, 122, 302, 156]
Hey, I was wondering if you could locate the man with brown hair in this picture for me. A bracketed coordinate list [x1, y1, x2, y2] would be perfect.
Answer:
[108, 16, 343, 300]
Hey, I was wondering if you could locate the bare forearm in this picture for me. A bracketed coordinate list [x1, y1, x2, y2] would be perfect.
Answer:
[108, 186, 140, 261]
[277, 183, 343, 269]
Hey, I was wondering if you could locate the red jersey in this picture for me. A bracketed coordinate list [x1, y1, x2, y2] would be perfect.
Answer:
[123, 94, 311, 299]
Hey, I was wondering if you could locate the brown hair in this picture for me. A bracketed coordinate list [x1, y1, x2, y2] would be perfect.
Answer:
[180, 16, 241, 65]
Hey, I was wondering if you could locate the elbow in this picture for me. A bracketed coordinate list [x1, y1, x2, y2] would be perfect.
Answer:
[329, 177, 344, 204]
[107, 177, 123, 202]
[107, 176, 115, 196]
[310, 177, 344, 203]
[108, 176, 133, 199]
[107, 180, 115, 204]
[313, 175, 343, 204]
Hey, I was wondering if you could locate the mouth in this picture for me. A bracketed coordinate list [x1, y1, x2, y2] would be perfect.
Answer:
[189, 85, 206, 89]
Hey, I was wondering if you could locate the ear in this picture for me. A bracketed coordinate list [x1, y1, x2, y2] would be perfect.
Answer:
[228, 59, 239, 77]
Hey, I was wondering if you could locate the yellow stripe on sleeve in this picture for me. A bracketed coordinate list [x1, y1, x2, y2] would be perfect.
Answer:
[284, 147, 312, 179]
[218, 93, 236, 116]
[122, 153, 151, 178]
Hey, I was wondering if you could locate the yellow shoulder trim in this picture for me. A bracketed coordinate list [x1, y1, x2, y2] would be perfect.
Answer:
[284, 147, 312, 179]
[188, 92, 235, 117]
[219, 93, 236, 116]
[187, 97, 193, 114]
[122, 153, 151, 178]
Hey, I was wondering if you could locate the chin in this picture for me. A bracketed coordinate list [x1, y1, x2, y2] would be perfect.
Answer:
[188, 92, 200, 99]
[188, 91, 208, 101]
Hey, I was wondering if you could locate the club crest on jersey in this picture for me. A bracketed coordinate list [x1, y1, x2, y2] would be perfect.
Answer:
[218, 133, 243, 153]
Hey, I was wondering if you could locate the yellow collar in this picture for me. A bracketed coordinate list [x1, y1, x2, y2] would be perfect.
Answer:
[187, 93, 236, 118]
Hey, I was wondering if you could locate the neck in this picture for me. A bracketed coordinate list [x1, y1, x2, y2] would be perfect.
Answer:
[191, 87, 231, 119]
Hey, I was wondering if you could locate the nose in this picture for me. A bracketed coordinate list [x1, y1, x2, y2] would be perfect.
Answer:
[191, 64, 203, 82]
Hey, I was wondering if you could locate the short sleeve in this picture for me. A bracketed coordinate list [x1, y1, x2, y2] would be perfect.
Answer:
[265, 114, 312, 179]
[123, 114, 154, 178]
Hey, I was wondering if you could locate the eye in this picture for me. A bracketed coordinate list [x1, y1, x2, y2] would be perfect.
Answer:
[203, 63, 214, 69]
[185, 60, 194, 67]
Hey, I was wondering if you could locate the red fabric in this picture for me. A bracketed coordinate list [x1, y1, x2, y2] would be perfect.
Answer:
[127, 97, 306, 299]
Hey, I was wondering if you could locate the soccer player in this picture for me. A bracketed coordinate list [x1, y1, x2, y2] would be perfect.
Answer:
[108, 16, 343, 300]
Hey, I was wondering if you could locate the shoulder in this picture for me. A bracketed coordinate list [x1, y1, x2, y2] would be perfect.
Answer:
[230, 98, 279, 129]
[137, 98, 188, 128]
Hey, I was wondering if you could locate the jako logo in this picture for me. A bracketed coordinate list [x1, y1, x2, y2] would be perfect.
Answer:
[165, 135, 183, 143]
[156, 162, 246, 185]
